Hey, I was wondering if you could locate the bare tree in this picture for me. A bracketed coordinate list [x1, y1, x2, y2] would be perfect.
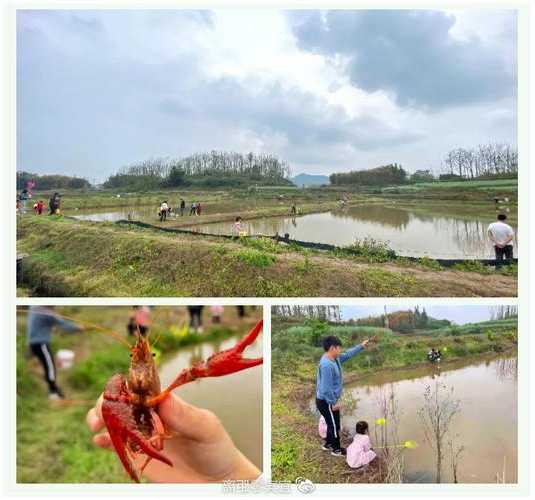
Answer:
[417, 381, 461, 483]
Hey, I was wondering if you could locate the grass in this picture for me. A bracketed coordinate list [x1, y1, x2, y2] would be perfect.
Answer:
[271, 318, 517, 483]
[16, 307, 246, 483]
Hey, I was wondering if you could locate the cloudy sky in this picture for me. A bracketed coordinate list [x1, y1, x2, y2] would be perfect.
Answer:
[17, 9, 517, 182]
[340, 305, 506, 324]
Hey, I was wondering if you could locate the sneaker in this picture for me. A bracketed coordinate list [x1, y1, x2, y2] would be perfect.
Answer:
[321, 443, 333, 451]
[49, 388, 65, 400]
[331, 448, 347, 457]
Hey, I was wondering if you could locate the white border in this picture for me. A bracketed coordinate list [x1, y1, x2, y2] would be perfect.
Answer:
[3, 0, 532, 499]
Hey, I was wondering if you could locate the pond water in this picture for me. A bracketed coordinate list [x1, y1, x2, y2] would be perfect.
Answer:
[67, 199, 257, 222]
[310, 355, 517, 483]
[186, 205, 518, 259]
[157, 331, 263, 470]
[68, 203, 517, 259]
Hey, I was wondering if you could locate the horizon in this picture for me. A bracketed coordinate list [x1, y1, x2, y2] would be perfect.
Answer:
[17, 9, 517, 183]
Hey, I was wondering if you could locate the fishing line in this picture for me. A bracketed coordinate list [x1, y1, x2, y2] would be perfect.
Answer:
[17, 307, 132, 348]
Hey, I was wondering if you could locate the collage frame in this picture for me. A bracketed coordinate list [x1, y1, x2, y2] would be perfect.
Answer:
[3, 0, 533, 498]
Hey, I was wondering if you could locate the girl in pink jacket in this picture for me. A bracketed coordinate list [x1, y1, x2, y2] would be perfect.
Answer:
[346, 421, 376, 469]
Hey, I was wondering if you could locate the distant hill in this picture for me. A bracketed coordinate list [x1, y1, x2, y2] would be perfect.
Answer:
[291, 173, 330, 187]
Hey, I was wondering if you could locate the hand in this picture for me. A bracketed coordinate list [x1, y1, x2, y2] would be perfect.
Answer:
[332, 402, 341, 411]
[86, 393, 260, 483]
[361, 338, 370, 348]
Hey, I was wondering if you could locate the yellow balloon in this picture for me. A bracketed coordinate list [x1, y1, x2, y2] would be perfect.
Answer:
[375, 417, 386, 426]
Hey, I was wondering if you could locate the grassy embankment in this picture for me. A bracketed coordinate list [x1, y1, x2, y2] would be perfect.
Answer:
[271, 317, 518, 483]
[17, 216, 517, 297]
[17, 306, 249, 483]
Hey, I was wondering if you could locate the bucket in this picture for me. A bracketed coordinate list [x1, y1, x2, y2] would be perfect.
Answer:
[56, 349, 75, 370]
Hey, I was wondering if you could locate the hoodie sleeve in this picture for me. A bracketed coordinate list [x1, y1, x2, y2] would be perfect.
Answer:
[339, 344, 364, 364]
[53, 316, 82, 333]
[318, 362, 338, 405]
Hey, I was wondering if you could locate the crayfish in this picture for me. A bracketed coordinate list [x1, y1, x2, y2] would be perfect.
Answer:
[101, 319, 263, 482]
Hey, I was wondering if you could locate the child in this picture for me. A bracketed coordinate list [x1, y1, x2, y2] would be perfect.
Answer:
[127, 306, 150, 336]
[346, 421, 376, 469]
[210, 305, 223, 324]
[232, 216, 243, 236]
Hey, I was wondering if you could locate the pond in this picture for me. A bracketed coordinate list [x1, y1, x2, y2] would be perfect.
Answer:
[157, 331, 263, 470]
[185, 205, 518, 259]
[67, 199, 259, 222]
[310, 354, 517, 483]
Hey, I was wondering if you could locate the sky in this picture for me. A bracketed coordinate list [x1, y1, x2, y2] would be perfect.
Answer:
[340, 305, 503, 325]
[17, 9, 517, 183]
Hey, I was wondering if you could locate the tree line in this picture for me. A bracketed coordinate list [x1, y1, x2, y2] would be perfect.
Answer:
[329, 163, 407, 186]
[17, 171, 91, 191]
[272, 305, 341, 322]
[104, 151, 292, 190]
[442, 143, 517, 179]
[351, 307, 450, 334]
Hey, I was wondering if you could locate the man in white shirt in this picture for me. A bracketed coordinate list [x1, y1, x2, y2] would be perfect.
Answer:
[487, 214, 514, 265]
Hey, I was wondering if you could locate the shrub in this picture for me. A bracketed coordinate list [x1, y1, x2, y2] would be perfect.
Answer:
[340, 237, 397, 262]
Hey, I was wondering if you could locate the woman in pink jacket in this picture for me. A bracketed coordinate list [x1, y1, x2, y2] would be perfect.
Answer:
[346, 421, 376, 469]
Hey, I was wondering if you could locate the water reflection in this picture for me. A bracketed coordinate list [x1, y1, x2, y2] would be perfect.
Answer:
[194, 208, 517, 258]
[323, 355, 518, 483]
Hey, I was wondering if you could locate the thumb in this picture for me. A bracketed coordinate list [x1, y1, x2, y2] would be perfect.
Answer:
[158, 393, 227, 443]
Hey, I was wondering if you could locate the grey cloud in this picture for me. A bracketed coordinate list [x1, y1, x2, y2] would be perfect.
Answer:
[287, 10, 516, 109]
[160, 77, 423, 153]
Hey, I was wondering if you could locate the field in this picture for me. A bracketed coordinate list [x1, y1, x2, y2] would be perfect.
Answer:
[17, 182, 518, 297]
[271, 316, 518, 484]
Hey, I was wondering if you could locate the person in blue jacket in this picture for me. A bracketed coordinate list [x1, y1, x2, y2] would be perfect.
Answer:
[26, 306, 84, 399]
[316, 335, 369, 456]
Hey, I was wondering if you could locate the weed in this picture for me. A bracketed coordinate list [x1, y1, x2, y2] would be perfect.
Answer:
[452, 261, 493, 274]
[233, 248, 276, 268]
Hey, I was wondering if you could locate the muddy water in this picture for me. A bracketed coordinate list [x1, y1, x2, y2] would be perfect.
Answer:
[311, 355, 517, 483]
[157, 332, 263, 470]
[186, 205, 518, 259]
[67, 200, 254, 222]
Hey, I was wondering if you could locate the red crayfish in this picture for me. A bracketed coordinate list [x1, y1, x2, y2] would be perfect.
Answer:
[101, 319, 263, 482]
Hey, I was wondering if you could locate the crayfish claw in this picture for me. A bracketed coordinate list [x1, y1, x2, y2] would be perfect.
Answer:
[233, 320, 263, 353]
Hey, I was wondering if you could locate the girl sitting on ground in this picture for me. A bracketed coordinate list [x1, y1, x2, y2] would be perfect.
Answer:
[346, 421, 377, 469]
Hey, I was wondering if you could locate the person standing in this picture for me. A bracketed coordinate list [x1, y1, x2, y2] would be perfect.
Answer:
[49, 192, 61, 215]
[19, 188, 29, 214]
[190, 202, 197, 216]
[488, 214, 514, 265]
[159, 201, 169, 222]
[232, 217, 244, 237]
[180, 199, 186, 216]
[127, 306, 151, 336]
[188, 305, 205, 333]
[316, 335, 369, 456]
[26, 306, 83, 399]
[35, 200, 44, 215]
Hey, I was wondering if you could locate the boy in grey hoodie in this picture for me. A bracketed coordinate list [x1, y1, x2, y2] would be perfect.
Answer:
[316, 335, 369, 456]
